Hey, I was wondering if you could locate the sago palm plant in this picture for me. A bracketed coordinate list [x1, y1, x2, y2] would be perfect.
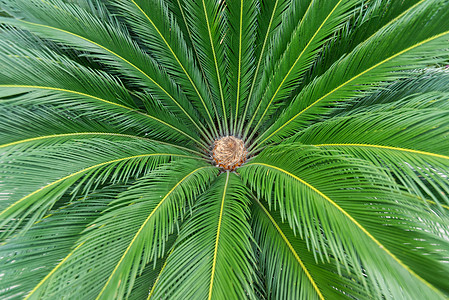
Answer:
[1, 0, 449, 299]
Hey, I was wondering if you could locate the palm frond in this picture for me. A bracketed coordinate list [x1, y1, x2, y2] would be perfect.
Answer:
[179, 0, 229, 134]
[245, 0, 362, 139]
[150, 172, 256, 299]
[0, 102, 203, 155]
[0, 34, 204, 146]
[240, 144, 449, 299]
[0, 0, 210, 140]
[93, 160, 217, 299]
[225, 0, 257, 134]
[108, 0, 218, 137]
[18, 160, 217, 299]
[336, 67, 449, 112]
[254, 0, 449, 148]
[0, 185, 122, 299]
[167, 0, 218, 128]
[300, 0, 426, 90]
[293, 96, 449, 207]
[0, 136, 200, 239]
[252, 197, 373, 299]
[237, 0, 292, 134]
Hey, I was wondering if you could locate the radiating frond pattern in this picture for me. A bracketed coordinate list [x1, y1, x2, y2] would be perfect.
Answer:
[0, 0, 448, 299]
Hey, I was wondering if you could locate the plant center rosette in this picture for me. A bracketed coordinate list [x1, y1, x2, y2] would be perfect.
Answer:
[211, 136, 247, 171]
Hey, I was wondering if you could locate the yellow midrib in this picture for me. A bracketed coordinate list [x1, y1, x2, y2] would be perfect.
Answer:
[240, 0, 279, 135]
[315, 143, 449, 160]
[24, 242, 86, 300]
[254, 197, 324, 300]
[0, 132, 147, 148]
[0, 132, 202, 155]
[208, 171, 230, 300]
[129, 0, 215, 129]
[245, 162, 445, 297]
[0, 84, 202, 146]
[234, 0, 244, 131]
[0, 153, 198, 219]
[315, 143, 449, 210]
[201, 0, 227, 131]
[16, 19, 205, 136]
[95, 166, 212, 299]
[259, 29, 449, 145]
[175, 0, 221, 135]
[147, 248, 175, 300]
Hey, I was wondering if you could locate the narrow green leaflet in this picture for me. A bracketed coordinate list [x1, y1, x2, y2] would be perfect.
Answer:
[0, 136, 200, 239]
[252, 198, 373, 299]
[294, 94, 449, 206]
[240, 144, 449, 299]
[150, 173, 256, 299]
[20, 160, 217, 299]
[0, 0, 448, 298]
[0, 185, 121, 299]
[255, 0, 449, 147]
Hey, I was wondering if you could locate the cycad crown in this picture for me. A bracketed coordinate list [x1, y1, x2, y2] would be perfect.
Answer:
[0, 0, 449, 299]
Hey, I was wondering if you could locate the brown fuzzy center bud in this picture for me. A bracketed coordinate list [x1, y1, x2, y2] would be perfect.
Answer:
[212, 136, 247, 171]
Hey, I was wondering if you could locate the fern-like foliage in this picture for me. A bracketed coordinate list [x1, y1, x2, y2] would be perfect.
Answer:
[0, 0, 448, 299]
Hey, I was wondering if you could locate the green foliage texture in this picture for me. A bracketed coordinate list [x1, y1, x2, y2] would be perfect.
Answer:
[0, 0, 449, 299]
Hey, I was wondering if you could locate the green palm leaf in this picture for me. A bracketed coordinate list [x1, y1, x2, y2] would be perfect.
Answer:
[108, 0, 217, 137]
[240, 145, 448, 299]
[1, 0, 210, 140]
[93, 160, 217, 299]
[179, 0, 229, 134]
[246, 0, 362, 139]
[0, 35, 202, 145]
[0, 185, 122, 299]
[254, 0, 449, 147]
[226, 0, 257, 133]
[295, 94, 449, 207]
[238, 0, 292, 134]
[18, 160, 216, 299]
[1, 0, 448, 299]
[0, 136, 200, 238]
[252, 197, 372, 299]
[150, 172, 256, 299]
